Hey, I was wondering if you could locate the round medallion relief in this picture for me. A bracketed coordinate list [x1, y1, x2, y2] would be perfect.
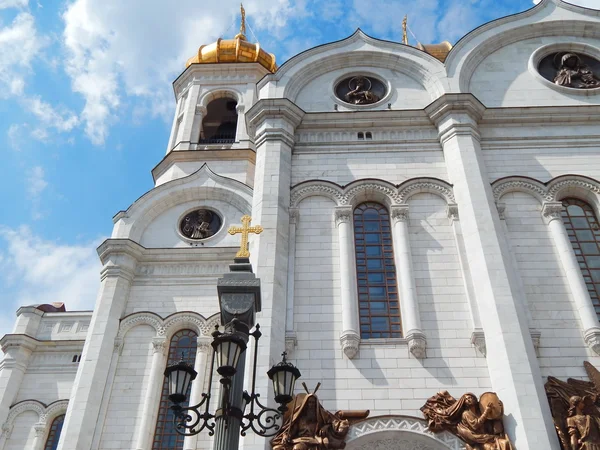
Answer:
[179, 209, 222, 240]
[335, 75, 387, 105]
[538, 51, 600, 89]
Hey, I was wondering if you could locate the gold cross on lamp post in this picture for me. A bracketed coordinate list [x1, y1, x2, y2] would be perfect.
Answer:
[228, 215, 263, 258]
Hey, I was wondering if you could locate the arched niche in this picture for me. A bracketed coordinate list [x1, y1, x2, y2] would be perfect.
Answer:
[345, 416, 465, 450]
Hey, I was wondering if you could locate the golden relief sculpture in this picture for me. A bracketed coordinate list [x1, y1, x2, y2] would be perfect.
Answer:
[545, 361, 600, 449]
[271, 384, 369, 450]
[421, 391, 514, 450]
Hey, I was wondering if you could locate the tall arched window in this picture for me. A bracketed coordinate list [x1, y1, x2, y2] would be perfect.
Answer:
[562, 198, 600, 319]
[200, 98, 238, 144]
[43, 414, 65, 450]
[153, 329, 198, 450]
[353, 202, 401, 338]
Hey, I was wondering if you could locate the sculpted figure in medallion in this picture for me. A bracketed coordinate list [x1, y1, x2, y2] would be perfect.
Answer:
[180, 209, 217, 239]
[554, 53, 600, 89]
[344, 76, 380, 105]
[421, 391, 514, 450]
[546, 361, 600, 449]
[271, 393, 350, 450]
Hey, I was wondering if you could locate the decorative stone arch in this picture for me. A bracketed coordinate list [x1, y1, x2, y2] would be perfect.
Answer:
[39, 400, 68, 426]
[397, 178, 455, 205]
[162, 311, 220, 339]
[342, 179, 399, 209]
[547, 175, 600, 204]
[345, 416, 465, 450]
[290, 178, 455, 209]
[3, 400, 45, 434]
[492, 176, 547, 204]
[198, 88, 244, 109]
[112, 164, 252, 242]
[117, 312, 164, 341]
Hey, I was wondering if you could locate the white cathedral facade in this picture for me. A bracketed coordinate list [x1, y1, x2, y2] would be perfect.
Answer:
[2, 0, 600, 449]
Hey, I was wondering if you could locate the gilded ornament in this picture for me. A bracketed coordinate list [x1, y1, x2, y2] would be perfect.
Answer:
[228, 215, 263, 258]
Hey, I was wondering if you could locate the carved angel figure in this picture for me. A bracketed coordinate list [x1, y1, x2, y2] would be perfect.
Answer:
[567, 396, 600, 450]
[554, 53, 600, 89]
[546, 362, 600, 450]
[271, 394, 349, 450]
[421, 391, 514, 450]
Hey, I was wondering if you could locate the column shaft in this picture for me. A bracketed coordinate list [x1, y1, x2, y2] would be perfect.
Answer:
[285, 209, 298, 353]
[543, 203, 600, 350]
[184, 340, 211, 450]
[390, 205, 426, 358]
[335, 207, 360, 359]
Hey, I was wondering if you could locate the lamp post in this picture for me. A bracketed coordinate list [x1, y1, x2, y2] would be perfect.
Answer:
[163, 250, 301, 449]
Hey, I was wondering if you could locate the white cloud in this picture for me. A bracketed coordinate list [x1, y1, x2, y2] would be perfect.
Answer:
[0, 12, 44, 98]
[26, 166, 47, 197]
[0, 0, 28, 9]
[0, 226, 102, 337]
[60, 0, 299, 145]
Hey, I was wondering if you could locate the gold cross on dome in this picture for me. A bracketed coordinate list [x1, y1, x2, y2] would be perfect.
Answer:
[228, 215, 263, 258]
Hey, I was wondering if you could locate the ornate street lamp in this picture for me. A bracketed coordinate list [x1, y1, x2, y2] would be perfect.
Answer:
[164, 323, 301, 438]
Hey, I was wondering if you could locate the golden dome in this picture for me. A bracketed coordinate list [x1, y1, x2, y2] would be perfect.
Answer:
[417, 41, 453, 62]
[186, 5, 277, 72]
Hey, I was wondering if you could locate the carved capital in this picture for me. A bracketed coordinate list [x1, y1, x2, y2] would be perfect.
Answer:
[390, 205, 409, 224]
[285, 333, 298, 356]
[1, 423, 12, 439]
[289, 208, 300, 225]
[152, 337, 167, 355]
[235, 104, 245, 114]
[334, 207, 353, 227]
[496, 202, 506, 220]
[114, 337, 124, 355]
[197, 338, 212, 354]
[340, 331, 360, 359]
[406, 331, 427, 359]
[195, 105, 207, 116]
[446, 203, 459, 222]
[542, 201, 564, 224]
[34, 422, 46, 438]
[471, 330, 486, 357]
[584, 327, 600, 355]
[530, 329, 541, 354]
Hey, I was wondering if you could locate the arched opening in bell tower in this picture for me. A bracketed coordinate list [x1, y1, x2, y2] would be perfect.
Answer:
[199, 97, 238, 144]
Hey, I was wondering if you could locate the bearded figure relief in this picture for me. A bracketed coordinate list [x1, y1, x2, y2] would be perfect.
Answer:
[180, 209, 220, 240]
[271, 394, 350, 450]
[421, 390, 514, 450]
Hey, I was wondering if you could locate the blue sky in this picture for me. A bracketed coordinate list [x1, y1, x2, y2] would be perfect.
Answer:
[0, 0, 597, 336]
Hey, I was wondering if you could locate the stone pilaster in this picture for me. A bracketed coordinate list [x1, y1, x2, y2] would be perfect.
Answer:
[285, 208, 299, 355]
[243, 98, 304, 449]
[0, 335, 36, 432]
[542, 201, 600, 353]
[175, 85, 202, 151]
[57, 239, 142, 450]
[390, 205, 426, 358]
[134, 336, 167, 450]
[426, 94, 560, 450]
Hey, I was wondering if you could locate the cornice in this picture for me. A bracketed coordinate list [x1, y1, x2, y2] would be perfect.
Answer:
[97, 239, 145, 266]
[297, 109, 432, 130]
[245, 98, 305, 146]
[151, 149, 256, 183]
[480, 104, 600, 125]
[0, 334, 85, 353]
[424, 93, 486, 126]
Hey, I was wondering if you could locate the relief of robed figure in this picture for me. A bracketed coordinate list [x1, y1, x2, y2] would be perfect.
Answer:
[421, 390, 514, 450]
[553, 53, 600, 89]
[271, 393, 350, 450]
